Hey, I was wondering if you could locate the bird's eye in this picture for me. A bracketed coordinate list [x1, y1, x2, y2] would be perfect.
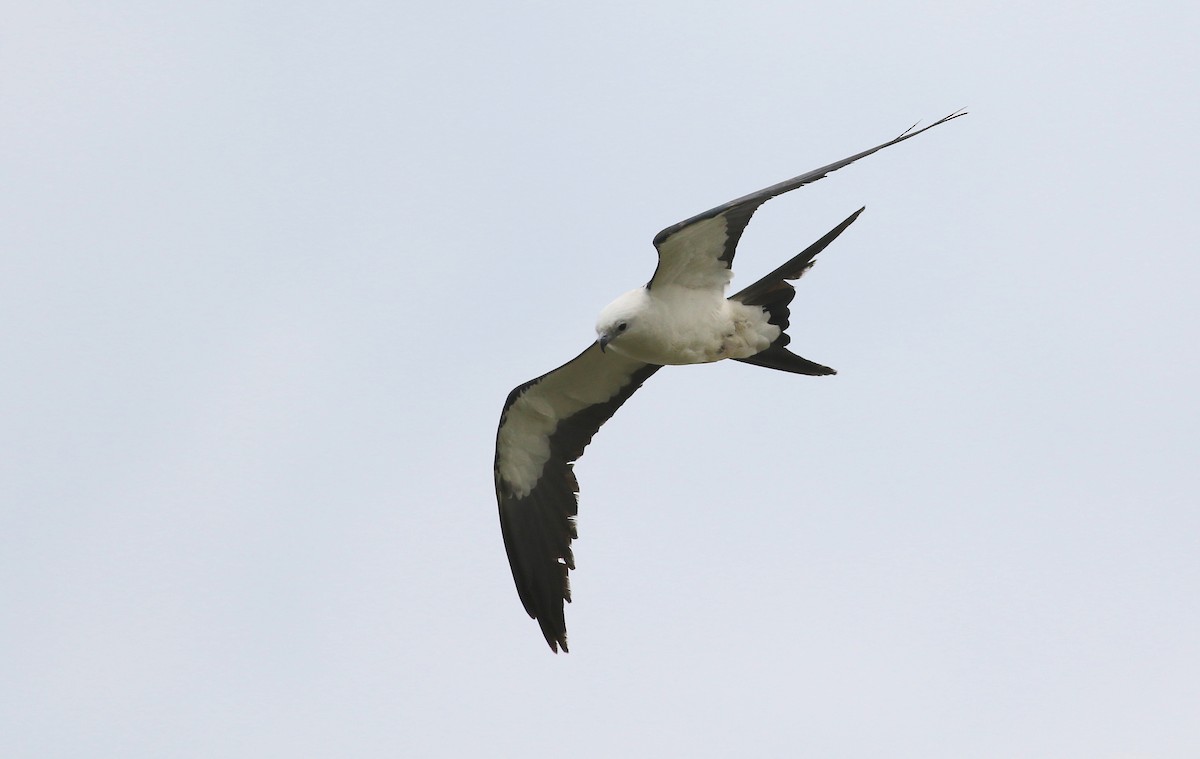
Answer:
[617, 322, 627, 332]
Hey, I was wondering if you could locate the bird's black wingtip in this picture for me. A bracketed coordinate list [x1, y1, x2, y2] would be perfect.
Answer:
[934, 107, 970, 125]
[542, 629, 569, 654]
[532, 602, 570, 653]
[897, 108, 969, 139]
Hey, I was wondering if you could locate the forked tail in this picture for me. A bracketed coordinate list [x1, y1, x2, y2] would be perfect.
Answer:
[730, 207, 865, 376]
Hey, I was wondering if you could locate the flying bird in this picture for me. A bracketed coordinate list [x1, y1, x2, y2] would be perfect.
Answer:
[495, 111, 965, 652]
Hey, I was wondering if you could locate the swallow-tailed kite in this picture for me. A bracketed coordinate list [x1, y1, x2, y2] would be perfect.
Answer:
[495, 111, 965, 652]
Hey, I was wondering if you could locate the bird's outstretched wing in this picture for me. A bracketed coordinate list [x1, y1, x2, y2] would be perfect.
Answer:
[495, 344, 661, 652]
[648, 109, 966, 290]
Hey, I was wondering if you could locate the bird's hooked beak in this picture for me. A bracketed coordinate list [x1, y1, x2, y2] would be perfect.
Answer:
[598, 333, 611, 353]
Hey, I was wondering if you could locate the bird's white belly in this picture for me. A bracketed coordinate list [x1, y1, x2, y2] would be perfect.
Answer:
[611, 292, 778, 365]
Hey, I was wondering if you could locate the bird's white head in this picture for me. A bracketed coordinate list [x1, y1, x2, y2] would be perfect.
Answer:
[595, 287, 650, 353]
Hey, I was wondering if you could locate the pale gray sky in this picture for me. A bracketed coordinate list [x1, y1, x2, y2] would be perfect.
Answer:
[3, 1, 1198, 757]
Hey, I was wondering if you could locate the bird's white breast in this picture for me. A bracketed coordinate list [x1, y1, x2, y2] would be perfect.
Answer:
[611, 284, 778, 365]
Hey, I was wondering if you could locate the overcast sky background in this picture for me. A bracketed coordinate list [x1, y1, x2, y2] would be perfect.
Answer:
[3, 1, 1198, 757]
